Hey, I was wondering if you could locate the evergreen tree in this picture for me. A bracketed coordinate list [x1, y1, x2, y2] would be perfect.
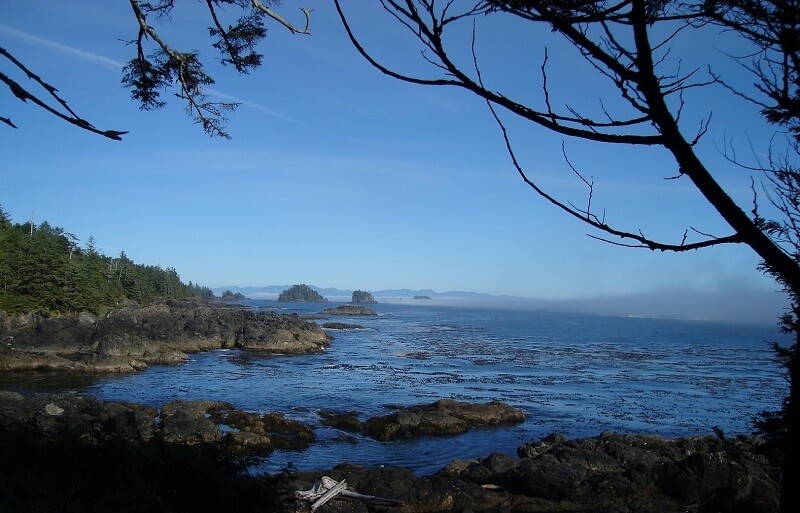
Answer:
[0, 207, 215, 315]
[277, 284, 328, 303]
[351, 290, 376, 303]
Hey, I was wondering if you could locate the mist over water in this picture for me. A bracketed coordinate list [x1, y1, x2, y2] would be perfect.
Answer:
[1, 301, 788, 475]
[246, 282, 789, 325]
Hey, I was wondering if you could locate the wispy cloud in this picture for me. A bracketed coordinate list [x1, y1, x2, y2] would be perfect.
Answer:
[206, 88, 306, 126]
[0, 23, 124, 70]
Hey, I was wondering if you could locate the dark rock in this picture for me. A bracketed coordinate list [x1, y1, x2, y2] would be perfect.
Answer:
[0, 299, 330, 372]
[502, 432, 781, 512]
[457, 452, 518, 485]
[157, 400, 316, 451]
[260, 412, 316, 450]
[320, 305, 377, 316]
[296, 463, 511, 513]
[0, 393, 316, 458]
[0, 392, 781, 513]
[296, 432, 780, 513]
[208, 406, 315, 451]
[0, 392, 158, 442]
[159, 400, 229, 445]
[517, 432, 566, 458]
[363, 399, 525, 441]
[320, 410, 363, 432]
[321, 322, 365, 330]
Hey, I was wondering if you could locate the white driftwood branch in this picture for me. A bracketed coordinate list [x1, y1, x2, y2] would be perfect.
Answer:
[296, 476, 405, 511]
[312, 479, 347, 511]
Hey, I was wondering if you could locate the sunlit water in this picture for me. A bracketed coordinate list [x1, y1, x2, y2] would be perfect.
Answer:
[0, 301, 788, 475]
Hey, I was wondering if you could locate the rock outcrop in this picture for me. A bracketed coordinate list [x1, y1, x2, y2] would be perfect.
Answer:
[295, 432, 780, 513]
[363, 399, 526, 441]
[0, 392, 781, 512]
[0, 299, 330, 372]
[0, 392, 315, 455]
[321, 322, 365, 330]
[319, 410, 364, 432]
[320, 305, 377, 316]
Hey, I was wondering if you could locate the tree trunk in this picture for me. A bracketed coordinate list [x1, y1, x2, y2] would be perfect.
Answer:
[784, 338, 800, 513]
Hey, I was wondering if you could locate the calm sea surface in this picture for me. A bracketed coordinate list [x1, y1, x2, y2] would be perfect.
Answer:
[0, 300, 789, 475]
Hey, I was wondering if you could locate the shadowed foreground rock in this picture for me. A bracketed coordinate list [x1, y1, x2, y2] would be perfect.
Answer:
[363, 399, 526, 441]
[0, 392, 781, 512]
[296, 432, 780, 513]
[0, 394, 293, 512]
[0, 298, 330, 372]
[0, 391, 314, 455]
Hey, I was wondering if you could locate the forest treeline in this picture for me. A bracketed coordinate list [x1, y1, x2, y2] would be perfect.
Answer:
[0, 207, 214, 315]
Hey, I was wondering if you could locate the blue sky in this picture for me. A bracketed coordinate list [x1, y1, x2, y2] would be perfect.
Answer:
[0, 2, 791, 322]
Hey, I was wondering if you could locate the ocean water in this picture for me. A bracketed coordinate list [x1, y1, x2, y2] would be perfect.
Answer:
[0, 300, 789, 475]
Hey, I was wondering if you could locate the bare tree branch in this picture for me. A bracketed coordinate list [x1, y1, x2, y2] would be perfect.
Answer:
[250, 0, 312, 35]
[487, 95, 743, 251]
[0, 47, 127, 140]
[333, 0, 665, 145]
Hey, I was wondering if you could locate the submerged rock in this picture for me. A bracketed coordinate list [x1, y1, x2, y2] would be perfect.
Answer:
[319, 410, 363, 432]
[0, 299, 330, 372]
[363, 399, 526, 441]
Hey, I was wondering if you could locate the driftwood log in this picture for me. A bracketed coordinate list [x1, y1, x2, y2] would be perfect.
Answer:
[296, 476, 404, 512]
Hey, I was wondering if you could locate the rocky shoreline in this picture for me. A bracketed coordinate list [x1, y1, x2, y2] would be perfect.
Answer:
[0, 392, 782, 512]
[0, 299, 330, 372]
[0, 301, 785, 511]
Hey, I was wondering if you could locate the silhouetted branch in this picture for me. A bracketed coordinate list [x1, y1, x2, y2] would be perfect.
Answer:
[334, 0, 664, 145]
[124, 0, 310, 137]
[0, 47, 127, 140]
[704, 0, 800, 142]
[2, 1, 311, 139]
[487, 96, 742, 251]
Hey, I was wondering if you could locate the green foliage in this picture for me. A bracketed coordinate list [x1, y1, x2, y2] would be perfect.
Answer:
[0, 207, 215, 315]
[277, 284, 327, 303]
[351, 289, 376, 303]
[187, 281, 217, 300]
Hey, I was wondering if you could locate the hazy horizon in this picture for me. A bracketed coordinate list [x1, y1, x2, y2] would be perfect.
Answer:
[216, 282, 787, 326]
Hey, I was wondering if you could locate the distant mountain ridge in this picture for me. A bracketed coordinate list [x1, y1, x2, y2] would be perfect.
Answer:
[211, 285, 499, 300]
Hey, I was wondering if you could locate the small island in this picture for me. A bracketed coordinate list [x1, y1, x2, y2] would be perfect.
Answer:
[413, 295, 431, 300]
[278, 284, 328, 303]
[351, 290, 377, 303]
[220, 290, 247, 301]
